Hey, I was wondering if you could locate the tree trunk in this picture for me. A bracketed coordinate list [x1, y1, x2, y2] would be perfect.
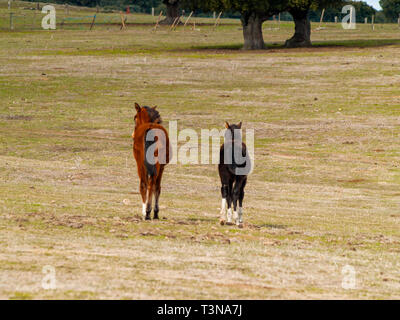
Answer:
[285, 10, 312, 48]
[160, 0, 180, 25]
[241, 13, 265, 50]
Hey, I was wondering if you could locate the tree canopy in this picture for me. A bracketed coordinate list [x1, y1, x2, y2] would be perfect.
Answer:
[380, 0, 400, 22]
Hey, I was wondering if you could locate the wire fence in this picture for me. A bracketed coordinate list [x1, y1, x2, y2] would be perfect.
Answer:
[0, 10, 144, 31]
[0, 11, 41, 30]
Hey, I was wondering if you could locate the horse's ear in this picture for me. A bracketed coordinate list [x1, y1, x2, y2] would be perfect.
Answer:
[225, 121, 230, 129]
[238, 122, 242, 129]
[152, 106, 157, 110]
[135, 102, 141, 112]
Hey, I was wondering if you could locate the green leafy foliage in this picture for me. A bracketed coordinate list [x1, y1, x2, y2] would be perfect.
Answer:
[287, 0, 343, 14]
[182, 0, 287, 18]
[26, 0, 164, 12]
[380, 0, 400, 22]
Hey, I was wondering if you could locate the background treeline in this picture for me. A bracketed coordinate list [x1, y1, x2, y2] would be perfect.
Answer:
[26, 0, 165, 13]
[26, 0, 397, 23]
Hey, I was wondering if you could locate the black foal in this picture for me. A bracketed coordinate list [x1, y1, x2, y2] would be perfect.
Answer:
[218, 122, 251, 228]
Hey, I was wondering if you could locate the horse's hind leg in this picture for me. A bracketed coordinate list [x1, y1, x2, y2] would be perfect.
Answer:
[232, 181, 240, 225]
[226, 179, 234, 225]
[139, 178, 148, 220]
[153, 166, 164, 219]
[237, 177, 247, 227]
[219, 183, 228, 224]
[146, 176, 156, 220]
[233, 177, 246, 227]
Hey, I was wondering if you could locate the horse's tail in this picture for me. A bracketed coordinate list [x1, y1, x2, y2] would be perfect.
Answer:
[144, 130, 157, 177]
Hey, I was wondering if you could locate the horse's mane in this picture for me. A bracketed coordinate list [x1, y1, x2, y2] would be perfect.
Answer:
[143, 106, 162, 124]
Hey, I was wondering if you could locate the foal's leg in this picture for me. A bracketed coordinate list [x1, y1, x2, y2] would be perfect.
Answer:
[232, 179, 240, 225]
[153, 166, 164, 220]
[232, 176, 246, 227]
[237, 177, 247, 227]
[226, 179, 234, 225]
[139, 177, 148, 220]
[146, 175, 156, 220]
[219, 183, 228, 224]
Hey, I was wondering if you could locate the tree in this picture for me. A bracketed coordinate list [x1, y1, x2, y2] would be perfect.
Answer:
[238, 0, 285, 49]
[160, 0, 181, 24]
[184, 0, 286, 50]
[285, 0, 313, 47]
[380, 0, 400, 22]
[285, 0, 342, 48]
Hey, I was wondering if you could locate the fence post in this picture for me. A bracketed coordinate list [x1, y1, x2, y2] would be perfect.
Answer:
[334, 16, 338, 23]
[364, 17, 367, 24]
[278, 13, 281, 28]
[120, 12, 126, 30]
[183, 11, 193, 30]
[10, 12, 14, 30]
[153, 11, 163, 32]
[8, 0, 11, 10]
[213, 11, 222, 31]
[152, 7, 154, 17]
[90, 14, 96, 30]
[372, 15, 374, 30]
[318, 8, 325, 29]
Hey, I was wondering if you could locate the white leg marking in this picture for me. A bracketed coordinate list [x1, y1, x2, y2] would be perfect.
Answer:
[142, 203, 146, 219]
[237, 207, 243, 225]
[233, 210, 238, 223]
[227, 208, 232, 223]
[220, 198, 227, 217]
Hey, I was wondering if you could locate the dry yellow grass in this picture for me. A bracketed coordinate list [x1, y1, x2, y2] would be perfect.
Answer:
[0, 3, 399, 300]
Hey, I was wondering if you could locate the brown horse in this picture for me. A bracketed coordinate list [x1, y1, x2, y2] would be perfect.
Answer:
[132, 103, 170, 220]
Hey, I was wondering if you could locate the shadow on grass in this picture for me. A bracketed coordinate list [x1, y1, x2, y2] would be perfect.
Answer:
[191, 38, 400, 51]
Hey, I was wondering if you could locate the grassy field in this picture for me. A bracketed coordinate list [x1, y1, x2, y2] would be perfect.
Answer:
[0, 1, 399, 300]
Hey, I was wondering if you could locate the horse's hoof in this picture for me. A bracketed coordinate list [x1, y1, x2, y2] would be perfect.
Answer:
[145, 216, 151, 221]
[153, 216, 159, 220]
[219, 219, 225, 226]
[238, 223, 243, 229]
[226, 221, 234, 226]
